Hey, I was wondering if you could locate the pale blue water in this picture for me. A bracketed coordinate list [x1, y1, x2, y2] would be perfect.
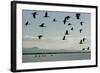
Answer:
[22, 52, 91, 63]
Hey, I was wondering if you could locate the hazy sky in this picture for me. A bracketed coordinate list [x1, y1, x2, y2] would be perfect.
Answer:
[22, 10, 91, 50]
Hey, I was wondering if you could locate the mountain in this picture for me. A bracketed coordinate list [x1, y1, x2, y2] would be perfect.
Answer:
[22, 47, 88, 53]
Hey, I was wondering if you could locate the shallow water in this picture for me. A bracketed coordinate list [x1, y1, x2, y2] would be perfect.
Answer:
[22, 52, 91, 63]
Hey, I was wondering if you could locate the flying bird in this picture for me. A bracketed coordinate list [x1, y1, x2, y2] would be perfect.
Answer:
[66, 16, 70, 20]
[82, 48, 85, 50]
[25, 21, 30, 26]
[71, 27, 74, 30]
[76, 13, 80, 19]
[68, 23, 72, 26]
[63, 16, 70, 24]
[38, 35, 43, 40]
[62, 35, 66, 40]
[65, 30, 69, 35]
[53, 18, 57, 22]
[83, 38, 86, 42]
[63, 18, 67, 24]
[80, 40, 83, 44]
[80, 22, 84, 26]
[44, 11, 49, 17]
[87, 47, 90, 50]
[32, 12, 38, 19]
[39, 23, 47, 28]
[79, 29, 82, 33]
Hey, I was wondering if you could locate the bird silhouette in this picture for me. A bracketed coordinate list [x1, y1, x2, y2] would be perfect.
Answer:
[63, 16, 70, 24]
[44, 11, 49, 17]
[76, 13, 80, 19]
[66, 16, 70, 20]
[71, 27, 74, 30]
[68, 23, 72, 26]
[39, 23, 47, 28]
[25, 21, 30, 26]
[79, 29, 82, 33]
[63, 18, 67, 24]
[83, 38, 86, 42]
[32, 12, 38, 19]
[82, 48, 85, 50]
[80, 22, 84, 26]
[38, 35, 43, 40]
[62, 35, 66, 40]
[80, 40, 83, 44]
[87, 47, 90, 50]
[53, 18, 57, 22]
[65, 30, 69, 35]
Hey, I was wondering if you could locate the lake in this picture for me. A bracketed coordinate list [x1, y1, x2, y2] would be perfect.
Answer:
[22, 52, 91, 63]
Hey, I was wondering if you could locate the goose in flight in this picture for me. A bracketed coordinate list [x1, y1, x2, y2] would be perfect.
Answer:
[32, 12, 38, 19]
[68, 23, 72, 26]
[71, 27, 74, 30]
[63, 16, 70, 24]
[53, 18, 57, 22]
[83, 38, 86, 42]
[39, 23, 47, 28]
[62, 35, 66, 40]
[63, 18, 67, 24]
[76, 13, 80, 19]
[65, 30, 69, 35]
[80, 40, 83, 44]
[66, 16, 70, 20]
[25, 21, 30, 26]
[44, 11, 49, 17]
[80, 22, 84, 26]
[79, 29, 82, 33]
[82, 48, 85, 50]
[38, 35, 43, 40]
[87, 47, 90, 50]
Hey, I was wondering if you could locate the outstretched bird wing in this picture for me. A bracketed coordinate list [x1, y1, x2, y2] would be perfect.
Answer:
[39, 23, 47, 27]
[63, 18, 67, 24]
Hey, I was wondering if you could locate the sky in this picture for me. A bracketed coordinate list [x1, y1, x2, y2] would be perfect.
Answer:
[22, 10, 91, 50]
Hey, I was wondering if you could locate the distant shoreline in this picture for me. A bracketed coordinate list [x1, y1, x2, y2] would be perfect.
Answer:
[23, 51, 91, 55]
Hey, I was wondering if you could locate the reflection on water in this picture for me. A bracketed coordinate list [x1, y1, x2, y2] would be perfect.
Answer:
[22, 52, 91, 63]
